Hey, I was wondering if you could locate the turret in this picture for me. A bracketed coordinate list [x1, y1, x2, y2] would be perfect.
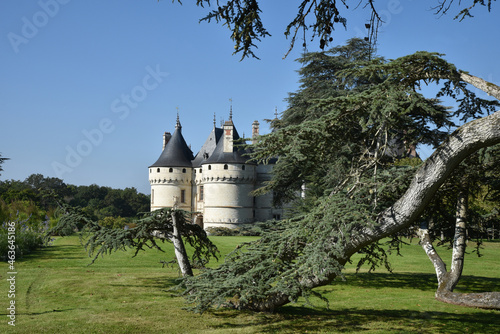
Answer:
[149, 115, 193, 212]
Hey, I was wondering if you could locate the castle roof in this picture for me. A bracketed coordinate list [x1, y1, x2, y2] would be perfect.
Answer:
[204, 123, 254, 165]
[149, 119, 194, 168]
[192, 126, 224, 167]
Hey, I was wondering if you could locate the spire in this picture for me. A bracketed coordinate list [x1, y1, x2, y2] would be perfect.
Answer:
[274, 106, 279, 119]
[229, 97, 233, 121]
[175, 108, 181, 130]
[213, 112, 216, 128]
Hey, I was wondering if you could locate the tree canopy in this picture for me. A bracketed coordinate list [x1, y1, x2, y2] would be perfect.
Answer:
[181, 42, 500, 312]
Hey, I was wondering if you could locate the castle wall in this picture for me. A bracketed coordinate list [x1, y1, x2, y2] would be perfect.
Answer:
[149, 167, 192, 212]
[201, 163, 256, 229]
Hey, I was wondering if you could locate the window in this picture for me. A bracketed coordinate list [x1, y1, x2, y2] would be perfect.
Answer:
[151, 189, 154, 204]
[199, 168, 202, 173]
[182, 168, 186, 173]
[150, 169, 152, 173]
[180, 189, 185, 203]
[224, 164, 228, 170]
[157, 168, 160, 173]
[169, 168, 173, 173]
[208, 165, 211, 170]
[199, 186, 204, 201]
[242, 165, 246, 170]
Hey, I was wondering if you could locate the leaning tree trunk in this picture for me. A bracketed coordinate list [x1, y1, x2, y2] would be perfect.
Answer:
[170, 210, 194, 277]
[242, 108, 500, 312]
[234, 73, 500, 312]
[417, 188, 500, 309]
[151, 210, 194, 277]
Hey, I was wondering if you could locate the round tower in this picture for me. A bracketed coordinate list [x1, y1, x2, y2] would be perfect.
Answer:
[201, 117, 256, 229]
[148, 116, 194, 212]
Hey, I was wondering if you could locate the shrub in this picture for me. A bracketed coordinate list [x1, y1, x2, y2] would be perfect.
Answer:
[205, 225, 262, 236]
[0, 214, 52, 261]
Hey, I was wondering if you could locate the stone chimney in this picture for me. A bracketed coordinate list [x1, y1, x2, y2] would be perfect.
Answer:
[252, 120, 260, 144]
[163, 131, 171, 150]
[223, 120, 234, 153]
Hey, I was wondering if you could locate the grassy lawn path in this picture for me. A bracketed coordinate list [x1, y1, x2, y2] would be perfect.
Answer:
[1, 236, 499, 333]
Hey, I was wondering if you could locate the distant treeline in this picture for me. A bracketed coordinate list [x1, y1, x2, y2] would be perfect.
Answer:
[0, 173, 150, 229]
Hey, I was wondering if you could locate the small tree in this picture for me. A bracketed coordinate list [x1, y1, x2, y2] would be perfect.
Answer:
[47, 207, 218, 277]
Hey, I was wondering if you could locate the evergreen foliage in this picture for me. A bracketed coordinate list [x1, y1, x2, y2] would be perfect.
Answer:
[0, 152, 8, 176]
[182, 41, 499, 312]
[47, 207, 219, 268]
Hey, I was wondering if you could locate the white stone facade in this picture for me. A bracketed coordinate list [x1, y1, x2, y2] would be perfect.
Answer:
[149, 116, 282, 229]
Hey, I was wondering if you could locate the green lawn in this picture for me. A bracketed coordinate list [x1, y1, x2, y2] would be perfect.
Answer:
[1, 235, 499, 333]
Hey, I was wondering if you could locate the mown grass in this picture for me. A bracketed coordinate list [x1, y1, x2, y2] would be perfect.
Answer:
[0, 235, 499, 333]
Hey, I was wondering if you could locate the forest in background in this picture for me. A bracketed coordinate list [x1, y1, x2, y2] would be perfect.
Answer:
[0, 173, 150, 228]
[0, 173, 150, 259]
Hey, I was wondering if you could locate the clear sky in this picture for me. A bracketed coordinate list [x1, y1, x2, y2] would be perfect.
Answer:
[1, 1, 499, 195]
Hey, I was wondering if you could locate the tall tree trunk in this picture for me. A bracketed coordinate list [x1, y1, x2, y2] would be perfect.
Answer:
[445, 188, 468, 292]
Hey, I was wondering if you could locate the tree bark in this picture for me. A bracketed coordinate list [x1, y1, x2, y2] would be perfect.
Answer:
[151, 210, 194, 277]
[417, 227, 447, 285]
[170, 211, 194, 277]
[446, 188, 468, 291]
[416, 188, 498, 309]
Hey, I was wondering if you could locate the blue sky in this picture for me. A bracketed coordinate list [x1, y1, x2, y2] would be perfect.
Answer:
[1, 1, 499, 195]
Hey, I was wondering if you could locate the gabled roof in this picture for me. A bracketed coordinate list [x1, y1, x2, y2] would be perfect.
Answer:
[149, 120, 194, 168]
[192, 127, 223, 167]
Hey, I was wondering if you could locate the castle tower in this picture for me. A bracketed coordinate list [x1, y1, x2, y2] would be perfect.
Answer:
[201, 115, 257, 229]
[148, 116, 194, 212]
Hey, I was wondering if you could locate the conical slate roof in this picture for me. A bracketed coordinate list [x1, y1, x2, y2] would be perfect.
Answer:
[149, 120, 194, 168]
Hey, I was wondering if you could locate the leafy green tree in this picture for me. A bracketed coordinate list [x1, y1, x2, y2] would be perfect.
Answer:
[100, 216, 128, 229]
[182, 48, 500, 312]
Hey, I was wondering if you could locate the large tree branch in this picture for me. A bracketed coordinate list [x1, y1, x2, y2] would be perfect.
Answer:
[241, 109, 500, 312]
[460, 72, 500, 100]
[350, 109, 500, 253]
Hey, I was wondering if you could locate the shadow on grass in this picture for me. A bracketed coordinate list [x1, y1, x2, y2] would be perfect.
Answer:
[208, 305, 500, 333]
[343, 272, 500, 294]
[18, 243, 85, 262]
[203, 273, 500, 333]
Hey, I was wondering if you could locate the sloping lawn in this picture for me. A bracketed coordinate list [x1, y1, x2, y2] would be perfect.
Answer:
[1, 235, 499, 333]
